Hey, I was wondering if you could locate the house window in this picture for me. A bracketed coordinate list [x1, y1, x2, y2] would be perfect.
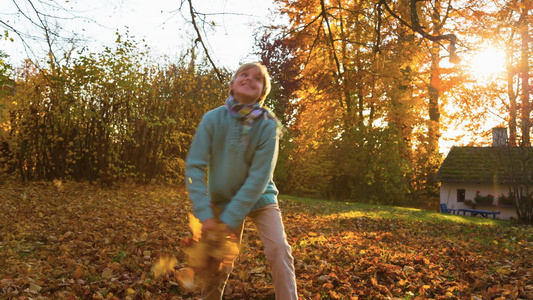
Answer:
[457, 189, 465, 202]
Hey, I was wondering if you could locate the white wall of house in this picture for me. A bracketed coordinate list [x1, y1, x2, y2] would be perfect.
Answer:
[440, 182, 517, 220]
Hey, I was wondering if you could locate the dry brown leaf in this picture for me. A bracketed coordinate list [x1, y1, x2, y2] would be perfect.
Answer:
[73, 266, 83, 279]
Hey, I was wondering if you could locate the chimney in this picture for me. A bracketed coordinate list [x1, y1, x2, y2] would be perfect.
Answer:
[492, 127, 508, 147]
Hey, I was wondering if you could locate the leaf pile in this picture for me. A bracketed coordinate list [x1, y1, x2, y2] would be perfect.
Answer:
[1, 182, 532, 299]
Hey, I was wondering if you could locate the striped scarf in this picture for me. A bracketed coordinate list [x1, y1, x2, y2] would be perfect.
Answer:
[225, 97, 266, 139]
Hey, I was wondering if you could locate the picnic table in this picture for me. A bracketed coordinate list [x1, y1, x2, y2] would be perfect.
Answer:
[457, 208, 500, 219]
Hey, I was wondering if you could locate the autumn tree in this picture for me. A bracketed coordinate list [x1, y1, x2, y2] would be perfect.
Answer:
[264, 0, 518, 203]
[494, 0, 532, 146]
[253, 33, 302, 192]
[265, 0, 423, 203]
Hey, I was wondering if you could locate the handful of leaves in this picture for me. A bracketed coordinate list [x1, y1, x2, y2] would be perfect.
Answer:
[176, 213, 240, 291]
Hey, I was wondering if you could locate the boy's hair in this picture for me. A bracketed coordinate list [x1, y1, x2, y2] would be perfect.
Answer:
[229, 62, 271, 104]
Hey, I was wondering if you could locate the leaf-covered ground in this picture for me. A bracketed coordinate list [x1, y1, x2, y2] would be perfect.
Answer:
[1, 182, 532, 299]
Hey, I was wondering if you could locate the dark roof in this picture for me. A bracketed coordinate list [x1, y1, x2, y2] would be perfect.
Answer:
[436, 146, 533, 184]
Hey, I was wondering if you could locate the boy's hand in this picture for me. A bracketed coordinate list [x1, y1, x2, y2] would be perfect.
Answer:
[201, 218, 235, 238]
[200, 218, 218, 233]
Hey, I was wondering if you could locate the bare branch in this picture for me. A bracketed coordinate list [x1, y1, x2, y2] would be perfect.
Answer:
[304, 19, 324, 68]
[377, 0, 459, 63]
[187, 0, 225, 84]
[320, 0, 342, 78]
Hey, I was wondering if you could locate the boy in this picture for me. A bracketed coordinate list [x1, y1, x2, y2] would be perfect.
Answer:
[186, 62, 297, 299]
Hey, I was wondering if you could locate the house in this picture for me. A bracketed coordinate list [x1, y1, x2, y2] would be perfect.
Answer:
[435, 128, 533, 220]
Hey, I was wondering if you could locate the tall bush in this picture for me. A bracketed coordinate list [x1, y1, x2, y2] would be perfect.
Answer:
[0, 37, 228, 183]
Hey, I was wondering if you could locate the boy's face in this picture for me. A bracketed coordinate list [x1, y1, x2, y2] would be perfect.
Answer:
[230, 67, 264, 105]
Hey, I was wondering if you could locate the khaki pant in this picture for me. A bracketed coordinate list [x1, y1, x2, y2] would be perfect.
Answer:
[201, 204, 297, 300]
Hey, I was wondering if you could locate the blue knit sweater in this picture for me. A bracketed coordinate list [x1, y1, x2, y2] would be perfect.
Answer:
[185, 105, 279, 230]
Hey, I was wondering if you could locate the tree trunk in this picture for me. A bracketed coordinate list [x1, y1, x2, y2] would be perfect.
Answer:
[428, 42, 441, 155]
[507, 45, 518, 147]
[520, 4, 531, 146]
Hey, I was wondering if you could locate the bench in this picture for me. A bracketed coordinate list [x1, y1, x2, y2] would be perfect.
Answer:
[457, 208, 500, 219]
[440, 203, 458, 214]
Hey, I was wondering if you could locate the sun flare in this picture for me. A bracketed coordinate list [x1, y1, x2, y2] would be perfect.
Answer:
[469, 46, 506, 79]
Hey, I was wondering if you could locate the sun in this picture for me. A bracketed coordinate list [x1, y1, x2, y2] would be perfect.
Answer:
[469, 46, 506, 80]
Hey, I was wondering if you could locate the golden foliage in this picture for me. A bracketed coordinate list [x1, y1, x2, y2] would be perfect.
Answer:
[1, 42, 228, 183]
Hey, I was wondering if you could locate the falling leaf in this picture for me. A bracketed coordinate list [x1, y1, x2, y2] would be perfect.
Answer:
[176, 267, 196, 291]
[179, 214, 241, 291]
[188, 213, 202, 241]
[152, 254, 177, 278]
[53, 179, 63, 192]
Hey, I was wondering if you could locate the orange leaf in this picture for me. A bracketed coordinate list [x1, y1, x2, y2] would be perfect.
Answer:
[329, 290, 341, 299]
[371, 277, 378, 286]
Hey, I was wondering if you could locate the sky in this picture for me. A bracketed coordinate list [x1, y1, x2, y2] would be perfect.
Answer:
[2, 0, 280, 69]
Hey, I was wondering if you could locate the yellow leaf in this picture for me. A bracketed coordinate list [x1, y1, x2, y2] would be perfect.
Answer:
[152, 254, 177, 278]
[184, 242, 208, 269]
[496, 267, 511, 275]
[309, 235, 327, 244]
[188, 213, 202, 240]
[225, 239, 239, 259]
